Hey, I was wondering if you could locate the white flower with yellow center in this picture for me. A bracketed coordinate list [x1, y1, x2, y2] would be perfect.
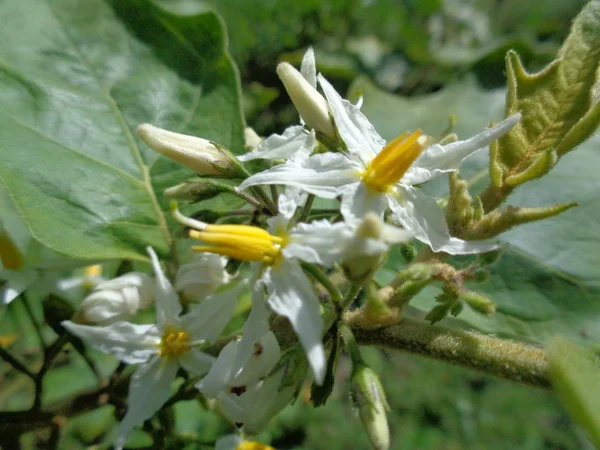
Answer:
[61, 248, 239, 450]
[173, 206, 353, 385]
[238, 74, 521, 255]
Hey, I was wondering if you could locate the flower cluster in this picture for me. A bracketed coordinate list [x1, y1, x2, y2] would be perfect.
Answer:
[60, 48, 519, 449]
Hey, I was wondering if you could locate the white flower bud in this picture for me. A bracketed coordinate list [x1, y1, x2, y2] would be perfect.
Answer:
[77, 272, 154, 325]
[137, 124, 246, 177]
[175, 254, 231, 303]
[276, 62, 336, 140]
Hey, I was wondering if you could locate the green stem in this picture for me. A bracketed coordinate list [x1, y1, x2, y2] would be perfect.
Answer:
[22, 294, 45, 349]
[339, 323, 363, 364]
[349, 316, 550, 388]
[297, 194, 315, 223]
[0, 347, 35, 379]
[341, 284, 362, 310]
[300, 262, 343, 305]
[250, 186, 278, 214]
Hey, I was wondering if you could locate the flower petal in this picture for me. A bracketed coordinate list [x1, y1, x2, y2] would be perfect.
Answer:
[115, 356, 178, 450]
[339, 182, 389, 223]
[61, 320, 159, 364]
[285, 220, 353, 267]
[404, 114, 521, 185]
[301, 47, 317, 88]
[147, 247, 182, 327]
[196, 339, 239, 397]
[175, 253, 230, 303]
[0, 269, 37, 305]
[232, 331, 281, 387]
[391, 186, 501, 255]
[238, 152, 359, 198]
[180, 282, 241, 343]
[178, 348, 215, 376]
[238, 126, 307, 162]
[318, 74, 385, 164]
[264, 261, 326, 384]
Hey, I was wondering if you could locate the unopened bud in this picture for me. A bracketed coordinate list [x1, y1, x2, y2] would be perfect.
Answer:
[276, 62, 336, 140]
[351, 364, 390, 450]
[460, 290, 496, 316]
[76, 273, 154, 325]
[175, 254, 231, 303]
[137, 124, 247, 178]
[164, 178, 236, 202]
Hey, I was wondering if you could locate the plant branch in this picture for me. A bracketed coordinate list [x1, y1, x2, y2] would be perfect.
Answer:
[347, 315, 550, 388]
[0, 347, 35, 379]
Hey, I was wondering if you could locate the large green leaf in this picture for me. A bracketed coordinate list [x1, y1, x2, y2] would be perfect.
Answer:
[352, 77, 600, 347]
[0, 0, 244, 262]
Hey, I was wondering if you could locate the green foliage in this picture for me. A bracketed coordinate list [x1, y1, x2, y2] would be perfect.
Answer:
[547, 337, 600, 447]
[491, 0, 600, 192]
[0, 0, 244, 262]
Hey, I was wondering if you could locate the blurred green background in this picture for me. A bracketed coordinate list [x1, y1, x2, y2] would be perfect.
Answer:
[1, 0, 596, 448]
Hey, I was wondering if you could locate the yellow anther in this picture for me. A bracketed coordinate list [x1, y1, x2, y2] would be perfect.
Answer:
[362, 130, 427, 193]
[159, 327, 191, 357]
[237, 441, 276, 450]
[189, 224, 287, 264]
[83, 264, 102, 289]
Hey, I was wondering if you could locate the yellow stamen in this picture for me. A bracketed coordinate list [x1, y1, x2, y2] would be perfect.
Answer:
[159, 327, 191, 357]
[83, 264, 102, 289]
[237, 441, 276, 450]
[362, 130, 427, 193]
[189, 224, 287, 264]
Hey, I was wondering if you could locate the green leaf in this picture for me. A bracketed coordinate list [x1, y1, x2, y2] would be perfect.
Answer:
[493, 0, 600, 184]
[0, 0, 244, 262]
[547, 336, 600, 447]
[355, 77, 600, 348]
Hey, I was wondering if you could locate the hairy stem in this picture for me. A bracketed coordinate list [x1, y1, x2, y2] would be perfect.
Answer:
[348, 315, 550, 388]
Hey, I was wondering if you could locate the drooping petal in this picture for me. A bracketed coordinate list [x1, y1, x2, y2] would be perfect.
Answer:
[403, 114, 521, 185]
[318, 74, 386, 164]
[285, 220, 353, 267]
[232, 331, 281, 387]
[147, 247, 182, 328]
[390, 186, 501, 255]
[301, 47, 317, 88]
[264, 261, 326, 385]
[178, 347, 215, 376]
[180, 282, 241, 343]
[238, 126, 308, 162]
[196, 339, 239, 398]
[61, 321, 160, 364]
[238, 152, 359, 198]
[339, 182, 389, 223]
[0, 269, 37, 305]
[114, 356, 178, 450]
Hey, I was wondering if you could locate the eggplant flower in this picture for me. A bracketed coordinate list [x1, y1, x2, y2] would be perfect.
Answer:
[62, 248, 239, 450]
[173, 205, 354, 385]
[239, 75, 521, 254]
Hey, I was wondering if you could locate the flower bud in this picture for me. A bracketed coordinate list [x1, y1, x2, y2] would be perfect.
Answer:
[137, 124, 247, 178]
[342, 213, 412, 284]
[76, 272, 154, 325]
[351, 364, 390, 450]
[164, 178, 237, 202]
[459, 289, 496, 316]
[276, 62, 336, 140]
[175, 254, 231, 303]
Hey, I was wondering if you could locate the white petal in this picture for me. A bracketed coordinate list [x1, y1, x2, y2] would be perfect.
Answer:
[318, 74, 385, 164]
[115, 356, 178, 450]
[232, 331, 281, 387]
[196, 340, 239, 397]
[1, 270, 37, 305]
[147, 247, 182, 327]
[278, 186, 306, 219]
[264, 261, 326, 384]
[391, 186, 501, 255]
[238, 152, 359, 198]
[340, 182, 388, 223]
[301, 47, 317, 88]
[175, 253, 230, 303]
[179, 282, 241, 343]
[61, 320, 160, 364]
[404, 114, 521, 185]
[215, 434, 243, 450]
[285, 220, 353, 267]
[238, 126, 307, 162]
[178, 348, 215, 376]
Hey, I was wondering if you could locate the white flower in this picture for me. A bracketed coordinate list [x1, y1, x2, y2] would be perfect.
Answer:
[198, 284, 281, 427]
[61, 248, 239, 450]
[175, 253, 231, 303]
[76, 272, 154, 325]
[173, 204, 354, 385]
[239, 74, 521, 255]
[239, 48, 321, 162]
